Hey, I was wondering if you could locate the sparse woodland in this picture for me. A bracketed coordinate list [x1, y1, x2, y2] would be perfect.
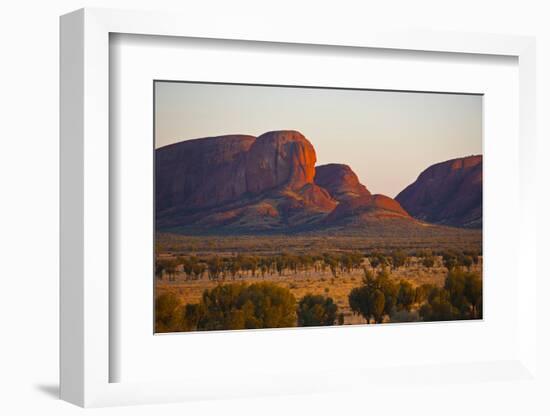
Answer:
[155, 248, 482, 332]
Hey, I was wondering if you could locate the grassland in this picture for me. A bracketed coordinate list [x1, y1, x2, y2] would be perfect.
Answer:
[156, 227, 482, 257]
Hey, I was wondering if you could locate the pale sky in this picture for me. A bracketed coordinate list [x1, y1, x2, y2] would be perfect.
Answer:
[155, 81, 482, 198]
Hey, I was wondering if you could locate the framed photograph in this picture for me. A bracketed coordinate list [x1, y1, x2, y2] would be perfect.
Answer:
[60, 8, 538, 408]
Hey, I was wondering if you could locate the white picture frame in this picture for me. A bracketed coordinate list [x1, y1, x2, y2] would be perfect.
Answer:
[60, 7, 538, 408]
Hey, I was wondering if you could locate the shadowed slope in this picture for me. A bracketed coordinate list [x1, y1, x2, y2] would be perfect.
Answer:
[395, 155, 482, 228]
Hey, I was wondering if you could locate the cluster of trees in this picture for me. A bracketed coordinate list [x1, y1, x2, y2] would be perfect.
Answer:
[418, 269, 482, 321]
[156, 282, 296, 331]
[155, 258, 179, 281]
[156, 266, 483, 332]
[440, 249, 480, 271]
[348, 267, 482, 323]
[366, 250, 409, 270]
[366, 249, 481, 272]
[155, 283, 343, 332]
[187, 282, 297, 330]
[156, 249, 482, 282]
[297, 294, 343, 326]
[156, 251, 366, 281]
[348, 269, 416, 323]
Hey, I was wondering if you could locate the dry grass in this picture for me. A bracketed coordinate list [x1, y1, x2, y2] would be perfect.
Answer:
[156, 228, 482, 257]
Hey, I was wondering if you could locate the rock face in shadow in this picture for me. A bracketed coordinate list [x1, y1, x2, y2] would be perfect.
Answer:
[156, 134, 256, 213]
[395, 155, 482, 228]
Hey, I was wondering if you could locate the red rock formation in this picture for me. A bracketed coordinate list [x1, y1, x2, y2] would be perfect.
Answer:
[369, 194, 410, 217]
[314, 164, 371, 200]
[324, 194, 410, 224]
[156, 134, 255, 212]
[245, 130, 317, 193]
[314, 163, 409, 225]
[395, 155, 482, 228]
[156, 131, 413, 233]
[157, 131, 323, 212]
[156, 131, 337, 231]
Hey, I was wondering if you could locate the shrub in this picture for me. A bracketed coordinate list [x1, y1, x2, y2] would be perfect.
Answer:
[155, 292, 181, 332]
[183, 282, 297, 331]
[182, 303, 206, 331]
[421, 256, 435, 268]
[462, 255, 473, 270]
[419, 270, 482, 321]
[297, 294, 338, 326]
[442, 251, 459, 271]
[368, 252, 389, 269]
[390, 308, 420, 323]
[349, 268, 398, 323]
[463, 271, 482, 318]
[414, 283, 436, 304]
[419, 287, 460, 321]
[369, 289, 386, 323]
[390, 250, 407, 269]
[155, 260, 166, 280]
[396, 280, 415, 311]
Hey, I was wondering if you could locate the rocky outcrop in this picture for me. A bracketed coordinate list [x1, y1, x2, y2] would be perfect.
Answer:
[156, 130, 415, 233]
[324, 194, 410, 225]
[314, 164, 371, 201]
[395, 155, 482, 228]
[156, 131, 337, 232]
[156, 134, 256, 212]
[246, 131, 317, 193]
[156, 131, 323, 212]
[314, 163, 409, 225]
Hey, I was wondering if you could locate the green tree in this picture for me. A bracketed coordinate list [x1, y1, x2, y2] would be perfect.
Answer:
[415, 283, 436, 305]
[442, 251, 459, 271]
[462, 255, 474, 270]
[390, 250, 407, 269]
[183, 282, 297, 331]
[370, 289, 386, 323]
[297, 294, 338, 326]
[368, 252, 389, 269]
[207, 256, 223, 280]
[155, 260, 166, 280]
[421, 256, 435, 268]
[419, 270, 482, 321]
[348, 268, 398, 324]
[419, 287, 459, 321]
[396, 280, 415, 311]
[444, 269, 467, 309]
[163, 259, 178, 281]
[463, 271, 482, 318]
[445, 269, 482, 318]
[182, 303, 206, 331]
[349, 286, 372, 323]
[323, 254, 339, 277]
[155, 292, 181, 332]
[375, 268, 399, 315]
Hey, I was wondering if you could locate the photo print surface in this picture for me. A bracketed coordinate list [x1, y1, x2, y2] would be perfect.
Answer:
[154, 81, 483, 333]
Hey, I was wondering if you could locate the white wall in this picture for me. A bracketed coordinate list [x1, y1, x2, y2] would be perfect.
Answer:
[1, 1, 548, 415]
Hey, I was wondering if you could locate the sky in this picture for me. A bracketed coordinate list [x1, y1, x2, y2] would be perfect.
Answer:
[155, 81, 482, 198]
